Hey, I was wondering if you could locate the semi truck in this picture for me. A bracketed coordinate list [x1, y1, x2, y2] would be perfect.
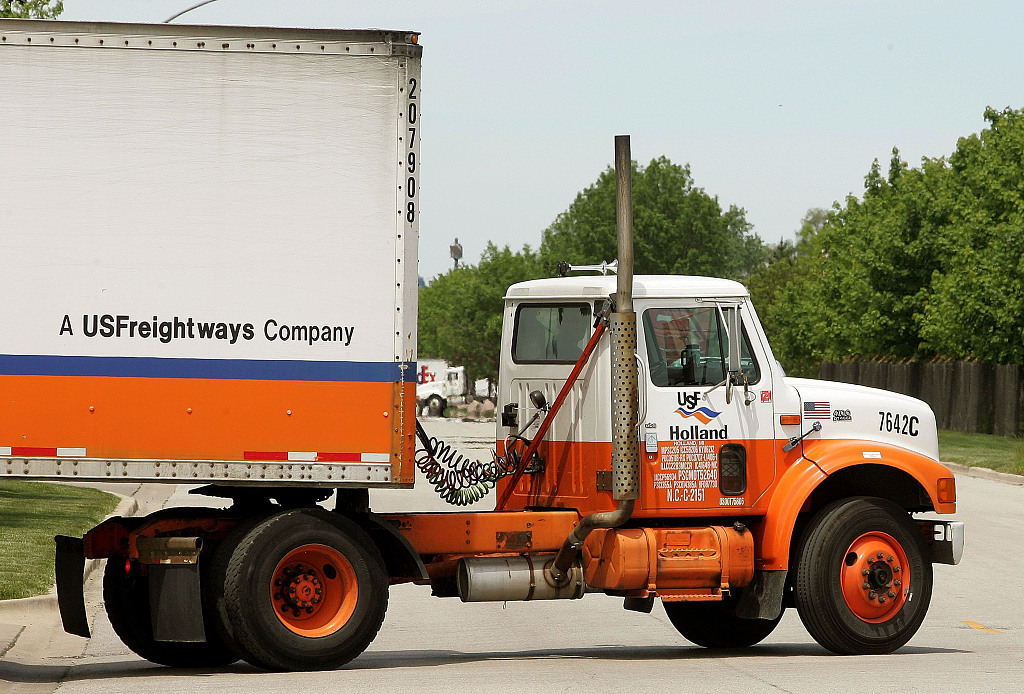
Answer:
[0, 19, 962, 672]
[416, 358, 468, 415]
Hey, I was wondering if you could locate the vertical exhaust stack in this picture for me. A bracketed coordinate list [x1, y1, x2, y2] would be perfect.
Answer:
[610, 135, 641, 502]
[550, 135, 639, 583]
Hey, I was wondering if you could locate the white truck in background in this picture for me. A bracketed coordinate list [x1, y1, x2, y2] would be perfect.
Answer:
[416, 359, 468, 415]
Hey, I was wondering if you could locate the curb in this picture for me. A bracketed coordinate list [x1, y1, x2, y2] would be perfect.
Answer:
[0, 491, 139, 622]
[944, 461, 1024, 487]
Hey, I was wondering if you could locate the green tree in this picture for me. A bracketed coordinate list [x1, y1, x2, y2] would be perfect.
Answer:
[745, 209, 827, 376]
[758, 106, 1024, 369]
[917, 108, 1024, 362]
[418, 244, 544, 386]
[0, 1, 63, 18]
[539, 157, 764, 279]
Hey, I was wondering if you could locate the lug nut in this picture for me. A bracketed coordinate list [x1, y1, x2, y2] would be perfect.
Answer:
[867, 557, 875, 564]
[306, 607, 314, 614]
[894, 579, 902, 587]
[877, 552, 884, 559]
[274, 592, 281, 600]
[887, 590, 896, 598]
[879, 596, 886, 603]
[887, 555, 894, 562]
[869, 591, 877, 600]
[280, 605, 289, 613]
[863, 582, 870, 589]
[894, 566, 900, 572]
[275, 578, 282, 586]
[862, 569, 869, 576]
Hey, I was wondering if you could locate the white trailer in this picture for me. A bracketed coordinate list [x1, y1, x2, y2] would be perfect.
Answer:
[0, 20, 422, 489]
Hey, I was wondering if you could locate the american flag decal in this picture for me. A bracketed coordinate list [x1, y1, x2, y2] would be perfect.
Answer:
[804, 401, 831, 419]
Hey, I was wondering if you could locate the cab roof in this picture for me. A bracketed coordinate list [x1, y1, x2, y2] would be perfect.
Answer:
[504, 275, 749, 301]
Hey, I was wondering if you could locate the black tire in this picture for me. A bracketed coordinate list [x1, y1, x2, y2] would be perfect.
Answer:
[220, 508, 388, 671]
[664, 598, 782, 648]
[102, 558, 239, 668]
[426, 395, 445, 417]
[203, 514, 273, 660]
[794, 497, 932, 655]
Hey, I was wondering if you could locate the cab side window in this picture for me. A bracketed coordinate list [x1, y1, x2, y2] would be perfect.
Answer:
[643, 307, 758, 387]
[513, 304, 592, 363]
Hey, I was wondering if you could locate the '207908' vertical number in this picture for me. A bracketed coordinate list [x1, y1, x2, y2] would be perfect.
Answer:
[878, 411, 919, 436]
[406, 76, 418, 224]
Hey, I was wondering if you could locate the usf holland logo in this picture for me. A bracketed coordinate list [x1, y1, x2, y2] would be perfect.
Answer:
[674, 392, 720, 423]
[671, 392, 727, 440]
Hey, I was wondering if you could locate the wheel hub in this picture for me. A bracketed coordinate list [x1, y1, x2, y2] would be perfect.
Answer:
[275, 564, 324, 615]
[270, 544, 359, 637]
[840, 532, 910, 623]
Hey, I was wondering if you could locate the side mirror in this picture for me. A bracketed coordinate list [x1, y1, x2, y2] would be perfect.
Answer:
[529, 390, 548, 411]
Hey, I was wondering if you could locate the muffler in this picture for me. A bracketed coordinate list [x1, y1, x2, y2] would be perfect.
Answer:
[456, 555, 586, 602]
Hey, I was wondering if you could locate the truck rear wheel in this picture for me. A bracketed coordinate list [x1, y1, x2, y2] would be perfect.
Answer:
[219, 508, 388, 671]
[663, 598, 782, 648]
[794, 497, 931, 654]
[102, 558, 238, 668]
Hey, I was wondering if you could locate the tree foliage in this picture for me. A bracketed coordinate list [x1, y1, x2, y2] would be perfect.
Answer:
[745, 209, 827, 376]
[539, 157, 764, 279]
[418, 243, 544, 386]
[0, 1, 63, 18]
[753, 107, 1024, 372]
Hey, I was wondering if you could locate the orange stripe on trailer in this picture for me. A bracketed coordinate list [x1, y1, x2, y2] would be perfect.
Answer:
[0, 374, 408, 464]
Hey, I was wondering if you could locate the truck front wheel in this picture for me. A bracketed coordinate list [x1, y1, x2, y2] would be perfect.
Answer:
[794, 497, 932, 654]
[219, 508, 388, 671]
[663, 598, 782, 648]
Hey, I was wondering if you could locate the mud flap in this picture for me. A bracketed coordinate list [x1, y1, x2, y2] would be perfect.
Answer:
[55, 535, 90, 638]
[734, 569, 788, 620]
[149, 563, 206, 642]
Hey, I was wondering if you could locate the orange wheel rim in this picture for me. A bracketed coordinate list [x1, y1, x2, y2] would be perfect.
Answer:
[271, 544, 357, 637]
[840, 531, 911, 623]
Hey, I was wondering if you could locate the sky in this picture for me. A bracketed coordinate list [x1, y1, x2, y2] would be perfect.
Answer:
[54, 1, 1024, 280]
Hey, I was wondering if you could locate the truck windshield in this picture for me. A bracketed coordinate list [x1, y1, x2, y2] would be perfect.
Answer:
[513, 304, 592, 363]
[642, 307, 759, 387]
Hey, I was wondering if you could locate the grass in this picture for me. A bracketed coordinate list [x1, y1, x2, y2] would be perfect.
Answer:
[0, 480, 119, 600]
[937, 429, 1024, 476]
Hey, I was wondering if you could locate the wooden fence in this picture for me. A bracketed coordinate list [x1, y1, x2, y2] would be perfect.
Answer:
[818, 360, 1023, 437]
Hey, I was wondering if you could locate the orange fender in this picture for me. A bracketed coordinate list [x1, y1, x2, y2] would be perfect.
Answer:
[757, 441, 956, 571]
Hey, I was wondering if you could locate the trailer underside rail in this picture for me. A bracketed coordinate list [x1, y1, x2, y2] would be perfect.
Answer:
[0, 456, 393, 486]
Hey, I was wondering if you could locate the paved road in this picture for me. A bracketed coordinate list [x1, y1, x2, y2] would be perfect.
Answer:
[2, 420, 1021, 693]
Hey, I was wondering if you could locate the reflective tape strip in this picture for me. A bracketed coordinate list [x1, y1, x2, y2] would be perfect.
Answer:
[11, 447, 57, 456]
[244, 451, 390, 463]
[2, 446, 88, 457]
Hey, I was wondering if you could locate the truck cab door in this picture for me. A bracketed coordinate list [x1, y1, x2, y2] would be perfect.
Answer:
[636, 301, 776, 513]
[496, 301, 607, 507]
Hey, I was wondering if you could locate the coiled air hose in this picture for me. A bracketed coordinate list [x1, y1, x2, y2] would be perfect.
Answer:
[414, 419, 536, 506]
